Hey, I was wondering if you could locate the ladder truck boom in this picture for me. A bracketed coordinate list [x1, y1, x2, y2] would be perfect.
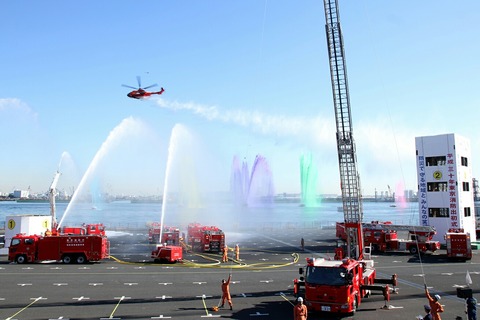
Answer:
[324, 0, 363, 260]
[293, 2, 398, 314]
[49, 170, 61, 230]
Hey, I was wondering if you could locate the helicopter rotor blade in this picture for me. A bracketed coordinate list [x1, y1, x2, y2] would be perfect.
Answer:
[143, 83, 159, 90]
[136, 76, 142, 88]
[122, 84, 138, 90]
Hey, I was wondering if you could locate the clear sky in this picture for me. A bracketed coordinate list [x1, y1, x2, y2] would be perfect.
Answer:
[1, 1, 479, 198]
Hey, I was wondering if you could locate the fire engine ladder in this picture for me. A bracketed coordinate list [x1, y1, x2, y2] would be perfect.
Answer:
[324, 0, 364, 260]
[362, 223, 436, 233]
[49, 171, 61, 229]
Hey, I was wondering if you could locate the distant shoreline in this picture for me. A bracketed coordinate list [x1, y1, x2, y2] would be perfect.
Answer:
[0, 197, 418, 204]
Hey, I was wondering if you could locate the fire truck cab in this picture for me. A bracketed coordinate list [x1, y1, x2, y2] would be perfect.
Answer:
[187, 223, 225, 253]
[147, 223, 180, 245]
[445, 228, 472, 260]
[295, 257, 393, 314]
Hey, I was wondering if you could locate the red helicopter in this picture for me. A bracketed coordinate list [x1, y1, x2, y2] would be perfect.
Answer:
[122, 76, 165, 99]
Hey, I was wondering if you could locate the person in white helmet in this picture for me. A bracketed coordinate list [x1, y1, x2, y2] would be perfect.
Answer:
[294, 297, 307, 320]
[425, 285, 444, 320]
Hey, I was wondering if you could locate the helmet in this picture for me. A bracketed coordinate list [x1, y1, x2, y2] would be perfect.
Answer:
[434, 294, 441, 301]
[297, 297, 303, 302]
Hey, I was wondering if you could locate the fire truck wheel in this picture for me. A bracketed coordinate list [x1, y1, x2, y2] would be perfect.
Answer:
[62, 255, 72, 264]
[409, 246, 418, 255]
[15, 255, 27, 264]
[76, 255, 86, 264]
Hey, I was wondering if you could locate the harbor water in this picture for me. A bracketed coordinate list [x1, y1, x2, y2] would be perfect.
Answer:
[0, 199, 420, 233]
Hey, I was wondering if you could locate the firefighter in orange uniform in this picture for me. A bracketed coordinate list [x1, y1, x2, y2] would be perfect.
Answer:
[235, 244, 240, 261]
[294, 297, 307, 320]
[425, 285, 444, 320]
[220, 273, 233, 310]
[222, 245, 229, 263]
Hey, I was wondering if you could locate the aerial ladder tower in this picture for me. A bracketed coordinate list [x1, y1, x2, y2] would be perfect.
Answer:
[324, 0, 364, 260]
[49, 171, 61, 230]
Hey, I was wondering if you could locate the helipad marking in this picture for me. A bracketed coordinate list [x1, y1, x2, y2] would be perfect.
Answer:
[73, 296, 90, 301]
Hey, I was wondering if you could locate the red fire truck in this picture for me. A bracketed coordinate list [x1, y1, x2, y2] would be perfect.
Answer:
[294, 257, 397, 313]
[147, 222, 180, 245]
[151, 244, 183, 263]
[336, 222, 441, 254]
[58, 223, 106, 236]
[8, 233, 110, 264]
[293, 1, 397, 315]
[187, 223, 225, 253]
[445, 229, 472, 260]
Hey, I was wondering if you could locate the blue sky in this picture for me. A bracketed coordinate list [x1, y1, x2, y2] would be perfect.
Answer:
[1, 1, 479, 198]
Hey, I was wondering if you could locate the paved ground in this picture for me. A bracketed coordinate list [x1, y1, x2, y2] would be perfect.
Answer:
[0, 227, 477, 319]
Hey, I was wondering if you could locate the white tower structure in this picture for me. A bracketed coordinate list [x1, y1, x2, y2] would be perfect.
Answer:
[416, 133, 476, 242]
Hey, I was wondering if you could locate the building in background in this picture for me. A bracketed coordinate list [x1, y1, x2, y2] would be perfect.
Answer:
[416, 133, 476, 242]
[12, 190, 29, 199]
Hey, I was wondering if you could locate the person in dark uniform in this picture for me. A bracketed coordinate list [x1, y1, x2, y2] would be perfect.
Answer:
[466, 295, 477, 320]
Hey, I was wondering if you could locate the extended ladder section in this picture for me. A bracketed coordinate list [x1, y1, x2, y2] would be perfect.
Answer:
[362, 222, 436, 234]
[49, 171, 61, 230]
[324, 0, 363, 260]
